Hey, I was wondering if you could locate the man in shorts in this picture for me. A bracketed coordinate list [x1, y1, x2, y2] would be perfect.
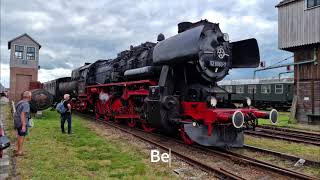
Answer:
[13, 91, 32, 156]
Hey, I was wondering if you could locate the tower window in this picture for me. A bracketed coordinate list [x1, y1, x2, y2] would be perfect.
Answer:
[26, 47, 35, 60]
[307, 0, 320, 8]
[15, 45, 24, 59]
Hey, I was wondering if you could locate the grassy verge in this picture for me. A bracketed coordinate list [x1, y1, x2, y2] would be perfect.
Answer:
[7, 109, 176, 179]
[244, 135, 320, 177]
[245, 135, 320, 162]
[258, 112, 320, 132]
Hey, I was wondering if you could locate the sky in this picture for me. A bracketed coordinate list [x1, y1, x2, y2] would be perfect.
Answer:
[0, 0, 293, 88]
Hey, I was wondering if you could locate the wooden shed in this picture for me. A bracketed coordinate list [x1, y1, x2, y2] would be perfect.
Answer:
[276, 0, 320, 123]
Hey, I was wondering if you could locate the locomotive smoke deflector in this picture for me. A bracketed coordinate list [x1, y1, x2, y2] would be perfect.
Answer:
[231, 38, 260, 68]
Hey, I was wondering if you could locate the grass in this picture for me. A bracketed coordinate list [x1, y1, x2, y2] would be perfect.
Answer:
[6, 109, 177, 179]
[244, 135, 320, 177]
[235, 146, 320, 177]
[258, 111, 320, 132]
[245, 135, 320, 162]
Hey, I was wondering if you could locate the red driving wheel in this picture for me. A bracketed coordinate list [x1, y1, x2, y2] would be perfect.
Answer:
[104, 114, 109, 121]
[95, 103, 100, 121]
[127, 119, 136, 128]
[180, 126, 194, 145]
[141, 123, 155, 133]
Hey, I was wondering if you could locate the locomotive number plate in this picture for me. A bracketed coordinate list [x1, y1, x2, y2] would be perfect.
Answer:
[209, 60, 227, 67]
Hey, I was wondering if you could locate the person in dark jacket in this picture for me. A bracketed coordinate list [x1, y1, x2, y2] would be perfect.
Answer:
[13, 91, 32, 156]
[61, 94, 72, 134]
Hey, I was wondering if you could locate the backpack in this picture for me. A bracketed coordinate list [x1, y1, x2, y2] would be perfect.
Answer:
[56, 100, 67, 114]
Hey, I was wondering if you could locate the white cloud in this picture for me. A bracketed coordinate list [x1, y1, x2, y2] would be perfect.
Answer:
[0, 0, 290, 84]
[38, 68, 71, 82]
[13, 11, 53, 32]
[70, 15, 88, 26]
[0, 64, 10, 88]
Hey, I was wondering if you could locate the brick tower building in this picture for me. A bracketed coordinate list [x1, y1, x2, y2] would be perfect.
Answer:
[8, 33, 41, 102]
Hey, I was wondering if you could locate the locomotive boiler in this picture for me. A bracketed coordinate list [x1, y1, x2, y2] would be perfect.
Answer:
[45, 19, 278, 147]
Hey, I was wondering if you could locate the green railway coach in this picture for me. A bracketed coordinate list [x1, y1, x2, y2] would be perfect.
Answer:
[218, 78, 294, 111]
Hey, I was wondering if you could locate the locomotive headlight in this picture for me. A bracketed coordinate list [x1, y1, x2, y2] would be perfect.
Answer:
[192, 122, 197, 127]
[151, 87, 156, 93]
[246, 97, 252, 106]
[210, 96, 217, 107]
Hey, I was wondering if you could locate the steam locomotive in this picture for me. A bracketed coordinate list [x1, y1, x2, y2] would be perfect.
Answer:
[44, 19, 278, 147]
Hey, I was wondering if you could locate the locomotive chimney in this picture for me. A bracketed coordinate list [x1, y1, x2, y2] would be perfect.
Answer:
[178, 22, 192, 33]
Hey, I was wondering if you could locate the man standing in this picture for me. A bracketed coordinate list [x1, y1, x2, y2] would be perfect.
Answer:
[13, 91, 32, 156]
[61, 94, 72, 134]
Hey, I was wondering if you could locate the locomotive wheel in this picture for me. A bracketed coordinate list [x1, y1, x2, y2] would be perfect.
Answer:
[114, 118, 121, 124]
[141, 123, 155, 133]
[180, 126, 194, 145]
[127, 119, 136, 128]
[95, 101, 102, 121]
[95, 109, 100, 121]
[104, 114, 109, 121]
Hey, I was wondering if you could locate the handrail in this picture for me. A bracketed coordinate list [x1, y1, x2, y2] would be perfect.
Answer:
[253, 59, 317, 79]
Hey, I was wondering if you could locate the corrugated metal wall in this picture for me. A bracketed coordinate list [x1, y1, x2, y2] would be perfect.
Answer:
[278, 0, 320, 49]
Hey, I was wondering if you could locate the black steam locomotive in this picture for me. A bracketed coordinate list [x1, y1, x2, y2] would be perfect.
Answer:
[44, 20, 277, 147]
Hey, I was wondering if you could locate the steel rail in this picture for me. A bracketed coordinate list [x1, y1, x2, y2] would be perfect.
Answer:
[77, 113, 317, 180]
[243, 144, 320, 167]
[98, 119, 245, 180]
[245, 130, 320, 146]
[258, 125, 320, 137]
[255, 127, 320, 141]
[77, 113, 245, 180]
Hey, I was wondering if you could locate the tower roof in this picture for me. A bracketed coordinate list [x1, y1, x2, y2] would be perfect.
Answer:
[8, 33, 41, 49]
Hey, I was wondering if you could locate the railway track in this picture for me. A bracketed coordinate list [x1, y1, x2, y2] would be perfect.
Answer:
[242, 144, 320, 167]
[259, 125, 320, 137]
[85, 117, 244, 179]
[245, 125, 320, 146]
[78, 113, 318, 180]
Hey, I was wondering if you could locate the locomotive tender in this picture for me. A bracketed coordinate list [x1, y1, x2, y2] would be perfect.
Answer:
[44, 20, 278, 147]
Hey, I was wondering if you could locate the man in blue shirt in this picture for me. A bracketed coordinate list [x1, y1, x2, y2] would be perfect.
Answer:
[61, 94, 72, 134]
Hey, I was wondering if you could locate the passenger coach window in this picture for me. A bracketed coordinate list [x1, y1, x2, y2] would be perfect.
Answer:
[261, 85, 271, 94]
[225, 86, 232, 93]
[236, 86, 244, 93]
[275, 84, 283, 94]
[248, 85, 256, 94]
